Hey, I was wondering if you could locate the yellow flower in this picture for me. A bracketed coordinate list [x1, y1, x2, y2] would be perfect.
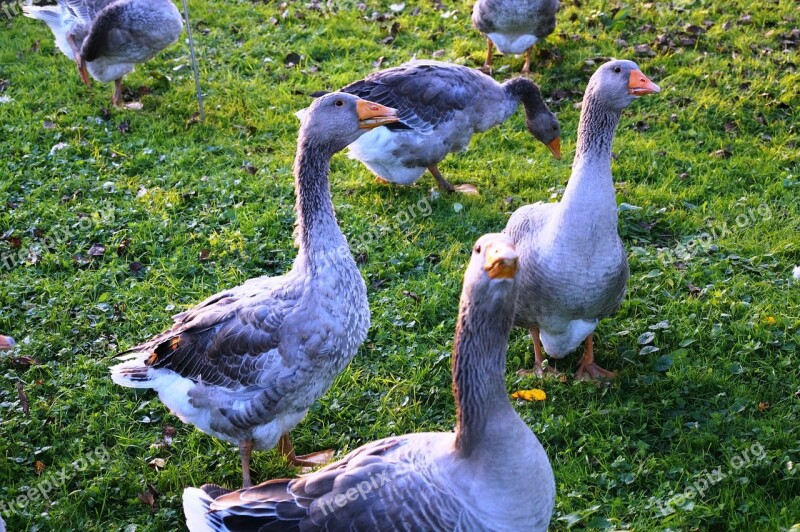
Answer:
[511, 389, 547, 401]
[764, 316, 777, 325]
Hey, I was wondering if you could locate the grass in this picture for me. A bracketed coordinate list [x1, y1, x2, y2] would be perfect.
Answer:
[1, 0, 799, 529]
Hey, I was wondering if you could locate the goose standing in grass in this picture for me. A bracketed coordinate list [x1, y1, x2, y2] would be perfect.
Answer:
[0, 335, 14, 350]
[504, 60, 660, 380]
[111, 93, 399, 487]
[22, 0, 182, 108]
[183, 233, 555, 532]
[472, 0, 559, 74]
[327, 60, 561, 194]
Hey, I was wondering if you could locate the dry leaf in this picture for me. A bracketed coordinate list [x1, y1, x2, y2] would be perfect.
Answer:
[148, 457, 166, 470]
[34, 460, 46, 475]
[17, 381, 29, 415]
[511, 389, 547, 401]
[757, 402, 770, 412]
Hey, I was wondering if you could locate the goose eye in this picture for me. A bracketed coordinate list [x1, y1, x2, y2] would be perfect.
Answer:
[334, 99, 344, 107]
[474, 245, 482, 254]
[613, 66, 621, 73]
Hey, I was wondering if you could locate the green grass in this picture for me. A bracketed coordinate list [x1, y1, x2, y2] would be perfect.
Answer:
[1, 0, 799, 529]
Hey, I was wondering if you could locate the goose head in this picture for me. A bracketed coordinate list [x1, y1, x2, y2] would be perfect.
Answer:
[463, 233, 520, 307]
[585, 59, 661, 112]
[297, 92, 399, 153]
[0, 335, 14, 350]
[526, 106, 562, 160]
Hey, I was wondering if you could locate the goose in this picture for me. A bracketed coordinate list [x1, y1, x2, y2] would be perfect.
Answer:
[472, 0, 559, 74]
[22, 0, 183, 108]
[0, 335, 14, 350]
[504, 59, 660, 380]
[110, 93, 399, 487]
[182, 233, 555, 532]
[326, 60, 561, 194]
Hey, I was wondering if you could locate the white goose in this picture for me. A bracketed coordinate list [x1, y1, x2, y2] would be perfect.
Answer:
[472, 0, 560, 74]
[23, 0, 183, 108]
[111, 93, 399, 487]
[183, 233, 555, 531]
[504, 59, 660, 380]
[331, 60, 561, 194]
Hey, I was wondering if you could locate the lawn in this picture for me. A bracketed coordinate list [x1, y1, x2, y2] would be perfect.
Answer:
[1, 0, 799, 529]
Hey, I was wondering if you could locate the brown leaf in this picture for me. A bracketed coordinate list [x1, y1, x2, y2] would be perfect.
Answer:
[355, 251, 368, 264]
[137, 489, 157, 514]
[8, 356, 42, 370]
[17, 381, 29, 416]
[199, 249, 210, 261]
[0, 79, 8, 92]
[30, 40, 40, 53]
[116, 238, 131, 256]
[687, 283, 703, 297]
[118, 120, 130, 134]
[241, 162, 257, 175]
[88, 243, 106, 257]
[34, 461, 46, 475]
[634, 44, 656, 56]
[402, 290, 420, 302]
[129, 261, 145, 274]
[738, 14, 753, 25]
[712, 148, 732, 158]
[757, 401, 770, 412]
[185, 112, 201, 130]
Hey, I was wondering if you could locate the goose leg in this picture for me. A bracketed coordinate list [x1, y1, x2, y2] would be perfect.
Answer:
[574, 335, 616, 381]
[278, 433, 334, 467]
[480, 39, 494, 74]
[112, 79, 124, 108]
[66, 34, 91, 87]
[239, 438, 254, 488]
[517, 326, 560, 377]
[521, 48, 533, 75]
[428, 165, 479, 195]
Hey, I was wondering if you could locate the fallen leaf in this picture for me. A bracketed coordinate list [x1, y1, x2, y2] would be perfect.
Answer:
[88, 243, 106, 257]
[34, 461, 45, 475]
[511, 389, 547, 401]
[148, 457, 166, 470]
[199, 249, 210, 261]
[634, 43, 656, 56]
[284, 52, 302, 67]
[402, 290, 420, 302]
[118, 120, 130, 134]
[8, 356, 42, 370]
[17, 381, 29, 416]
[757, 402, 770, 412]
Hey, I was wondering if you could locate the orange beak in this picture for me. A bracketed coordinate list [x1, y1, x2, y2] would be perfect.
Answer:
[0, 335, 15, 350]
[484, 242, 519, 280]
[547, 137, 562, 160]
[356, 99, 399, 129]
[628, 70, 660, 96]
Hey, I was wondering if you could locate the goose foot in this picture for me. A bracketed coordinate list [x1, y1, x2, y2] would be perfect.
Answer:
[517, 326, 563, 378]
[454, 184, 479, 195]
[278, 434, 334, 469]
[112, 79, 143, 109]
[575, 362, 616, 381]
[427, 165, 477, 194]
[574, 335, 616, 381]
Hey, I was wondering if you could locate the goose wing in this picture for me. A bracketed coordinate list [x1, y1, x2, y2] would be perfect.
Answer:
[125, 274, 304, 390]
[185, 435, 465, 531]
[340, 61, 480, 135]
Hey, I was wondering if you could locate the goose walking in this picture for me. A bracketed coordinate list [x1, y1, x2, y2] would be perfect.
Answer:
[23, 0, 183, 108]
[472, 0, 559, 74]
[0, 335, 14, 350]
[183, 233, 555, 532]
[111, 93, 399, 487]
[504, 59, 660, 380]
[328, 60, 561, 194]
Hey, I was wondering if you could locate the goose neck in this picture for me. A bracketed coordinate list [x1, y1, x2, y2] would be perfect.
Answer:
[503, 77, 545, 122]
[452, 290, 517, 457]
[293, 137, 350, 270]
[574, 92, 621, 166]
